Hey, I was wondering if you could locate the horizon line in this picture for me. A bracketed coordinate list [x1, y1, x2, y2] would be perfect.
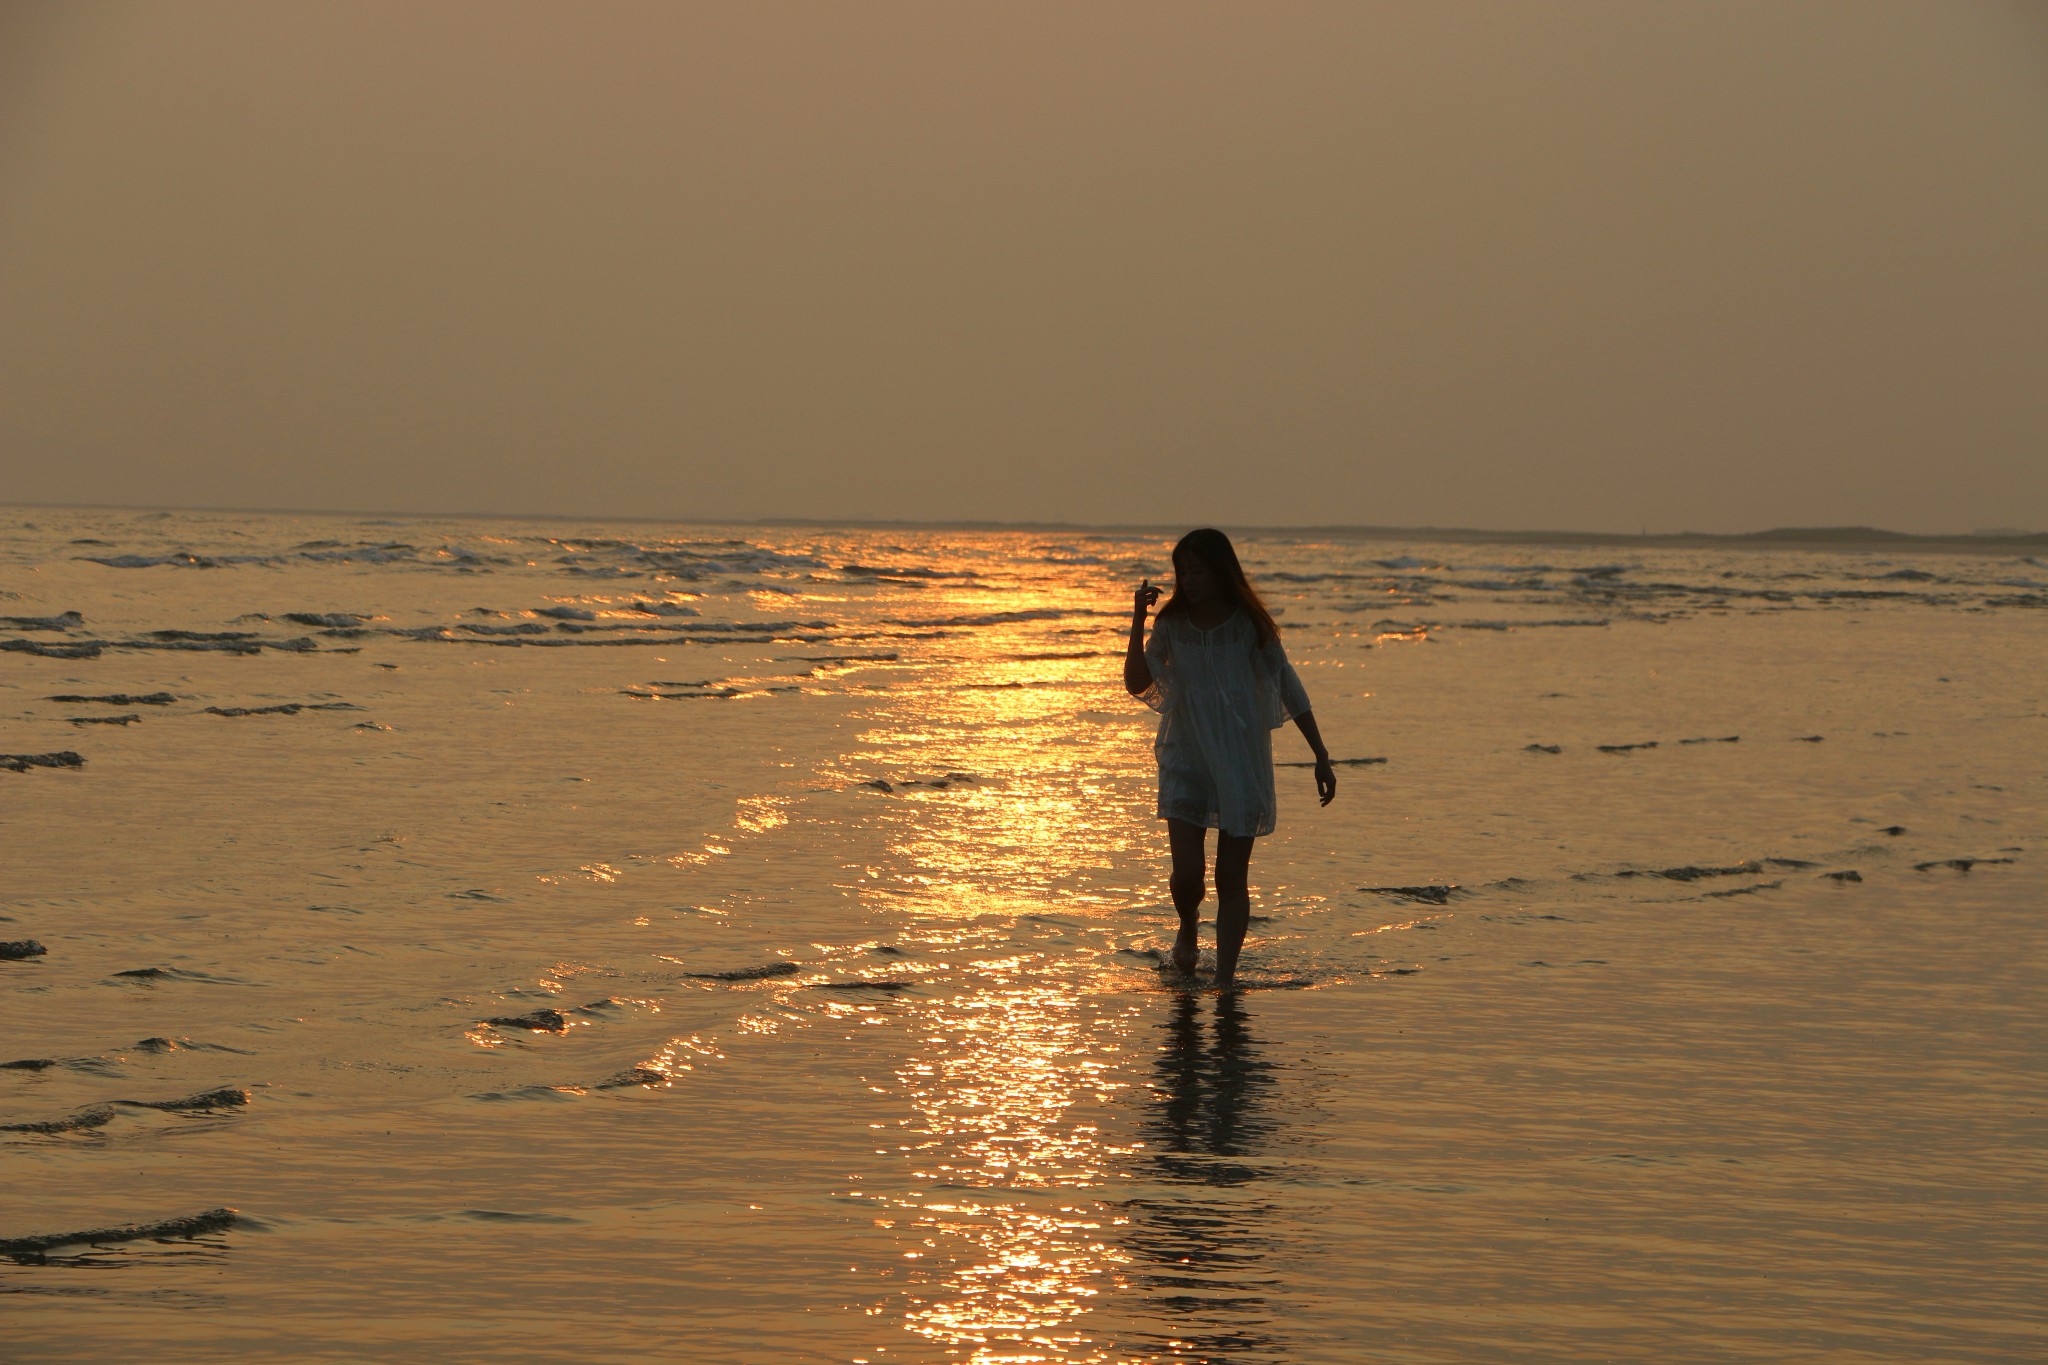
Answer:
[3, 499, 2043, 549]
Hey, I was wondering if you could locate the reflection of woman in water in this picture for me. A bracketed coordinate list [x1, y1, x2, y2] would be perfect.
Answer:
[1126, 992, 1286, 1358]
[1149, 991, 1277, 1181]
[1125, 528, 1335, 986]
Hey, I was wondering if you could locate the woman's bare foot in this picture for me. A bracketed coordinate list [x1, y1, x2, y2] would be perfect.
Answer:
[1171, 925, 1200, 976]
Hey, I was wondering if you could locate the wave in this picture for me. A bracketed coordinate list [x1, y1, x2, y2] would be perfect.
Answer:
[0, 1089, 246, 1138]
[685, 962, 804, 981]
[837, 563, 970, 579]
[7, 634, 326, 657]
[117, 1087, 250, 1112]
[1913, 856, 2016, 872]
[109, 965, 246, 983]
[81, 543, 516, 571]
[1449, 618, 1608, 631]
[1362, 885, 1462, 905]
[0, 1208, 238, 1257]
[480, 1009, 569, 1032]
[1, 752, 84, 773]
[3, 639, 104, 658]
[81, 552, 280, 569]
[204, 702, 361, 717]
[282, 612, 375, 627]
[0, 1105, 115, 1134]
[460, 623, 551, 635]
[805, 980, 914, 993]
[880, 608, 1090, 627]
[613, 544, 828, 578]
[133, 1036, 253, 1054]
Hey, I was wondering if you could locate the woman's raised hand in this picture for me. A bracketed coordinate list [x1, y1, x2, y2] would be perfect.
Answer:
[1134, 579, 1162, 616]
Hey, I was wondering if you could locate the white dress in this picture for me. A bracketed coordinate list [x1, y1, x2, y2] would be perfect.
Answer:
[1140, 609, 1313, 838]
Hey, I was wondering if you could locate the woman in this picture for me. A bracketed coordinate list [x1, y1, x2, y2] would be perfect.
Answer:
[1125, 528, 1335, 986]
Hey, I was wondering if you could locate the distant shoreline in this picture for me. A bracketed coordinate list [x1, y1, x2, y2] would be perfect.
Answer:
[768, 520, 2048, 555]
[5, 502, 2043, 555]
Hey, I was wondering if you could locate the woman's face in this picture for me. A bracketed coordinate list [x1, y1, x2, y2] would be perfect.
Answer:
[1174, 550, 1223, 606]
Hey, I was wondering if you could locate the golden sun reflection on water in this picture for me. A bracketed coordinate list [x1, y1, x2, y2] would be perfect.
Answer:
[861, 650, 1150, 920]
[849, 606, 1162, 1359]
[889, 984, 1144, 1358]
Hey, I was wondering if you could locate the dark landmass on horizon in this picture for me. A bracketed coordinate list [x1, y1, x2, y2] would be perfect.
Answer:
[6, 503, 2045, 553]
[763, 520, 2048, 554]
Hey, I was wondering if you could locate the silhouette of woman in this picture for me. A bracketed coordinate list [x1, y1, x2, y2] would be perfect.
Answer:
[1124, 528, 1334, 986]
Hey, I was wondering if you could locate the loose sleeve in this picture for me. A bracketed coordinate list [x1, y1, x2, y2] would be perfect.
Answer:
[1139, 617, 1173, 715]
[1258, 635, 1312, 728]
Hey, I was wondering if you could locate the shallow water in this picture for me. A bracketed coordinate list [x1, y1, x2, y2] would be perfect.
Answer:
[2, 509, 2042, 1361]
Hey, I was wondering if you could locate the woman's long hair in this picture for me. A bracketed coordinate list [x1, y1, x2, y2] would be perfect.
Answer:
[1157, 527, 1280, 647]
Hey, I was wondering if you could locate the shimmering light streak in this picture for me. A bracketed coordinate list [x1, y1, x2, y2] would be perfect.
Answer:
[837, 592, 1161, 1357]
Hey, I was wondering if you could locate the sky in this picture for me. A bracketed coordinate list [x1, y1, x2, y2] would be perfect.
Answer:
[2, 1, 2044, 534]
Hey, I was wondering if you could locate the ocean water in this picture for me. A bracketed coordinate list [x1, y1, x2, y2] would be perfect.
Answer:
[2, 508, 2041, 1363]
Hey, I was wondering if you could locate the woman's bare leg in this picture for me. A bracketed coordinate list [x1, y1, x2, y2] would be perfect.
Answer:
[1212, 833, 1255, 987]
[1166, 818, 1207, 975]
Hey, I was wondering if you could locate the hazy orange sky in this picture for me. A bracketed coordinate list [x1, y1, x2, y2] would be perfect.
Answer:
[3, 1, 2043, 532]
